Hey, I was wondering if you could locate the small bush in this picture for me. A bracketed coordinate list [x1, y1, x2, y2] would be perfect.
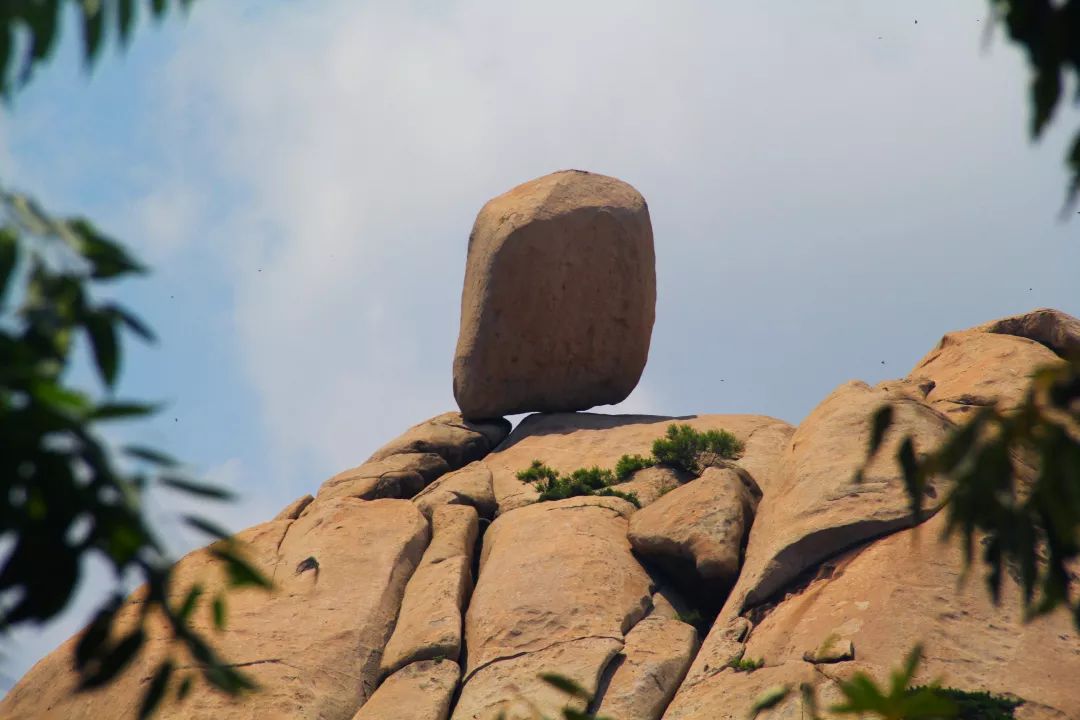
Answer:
[522, 462, 640, 508]
[652, 423, 744, 474]
[516, 460, 559, 484]
[615, 453, 656, 480]
[727, 655, 764, 673]
[676, 609, 703, 626]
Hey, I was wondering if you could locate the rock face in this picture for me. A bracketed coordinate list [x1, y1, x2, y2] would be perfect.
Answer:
[456, 495, 652, 719]
[353, 660, 460, 720]
[628, 467, 760, 601]
[379, 505, 478, 677]
[667, 513, 1080, 720]
[6, 308, 1080, 720]
[453, 170, 656, 419]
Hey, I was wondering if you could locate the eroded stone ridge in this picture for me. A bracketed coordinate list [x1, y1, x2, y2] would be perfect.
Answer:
[5, 308, 1080, 720]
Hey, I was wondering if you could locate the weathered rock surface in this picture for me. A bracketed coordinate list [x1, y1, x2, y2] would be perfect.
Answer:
[615, 466, 690, 507]
[909, 329, 1061, 422]
[594, 616, 699, 720]
[670, 513, 1080, 719]
[380, 505, 478, 676]
[453, 637, 623, 720]
[722, 380, 954, 617]
[319, 452, 450, 501]
[975, 306, 1080, 358]
[368, 412, 511, 469]
[413, 462, 497, 519]
[2, 499, 430, 720]
[457, 495, 652, 718]
[481, 413, 793, 515]
[629, 468, 759, 600]
[354, 660, 460, 720]
[452, 170, 656, 418]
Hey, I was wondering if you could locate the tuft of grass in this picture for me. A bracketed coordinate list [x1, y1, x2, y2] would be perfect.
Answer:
[615, 453, 656, 480]
[727, 655, 764, 673]
[652, 423, 744, 474]
[676, 609, 703, 626]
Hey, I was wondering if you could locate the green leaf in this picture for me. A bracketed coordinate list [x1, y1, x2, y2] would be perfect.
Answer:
[138, 659, 174, 719]
[91, 402, 158, 421]
[176, 674, 193, 701]
[748, 685, 790, 718]
[209, 546, 272, 589]
[869, 404, 893, 454]
[176, 584, 203, 622]
[0, 227, 17, 301]
[540, 673, 591, 700]
[81, 1, 106, 68]
[107, 304, 156, 342]
[161, 476, 235, 501]
[184, 515, 231, 540]
[212, 594, 226, 631]
[117, 0, 137, 47]
[1031, 67, 1061, 139]
[85, 311, 120, 388]
[78, 628, 146, 689]
[125, 445, 179, 467]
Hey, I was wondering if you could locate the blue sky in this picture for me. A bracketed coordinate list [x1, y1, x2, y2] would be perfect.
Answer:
[2, 0, 1079, 689]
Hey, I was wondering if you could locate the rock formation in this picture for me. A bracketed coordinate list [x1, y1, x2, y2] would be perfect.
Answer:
[453, 169, 655, 419]
[3, 171, 1078, 720]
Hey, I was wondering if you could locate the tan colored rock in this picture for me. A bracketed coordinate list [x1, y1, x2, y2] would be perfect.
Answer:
[275, 493, 314, 520]
[975, 307, 1080, 358]
[801, 638, 854, 664]
[723, 381, 953, 618]
[672, 513, 1080, 720]
[909, 329, 1061, 422]
[413, 462, 497, 519]
[453, 170, 656, 418]
[663, 664, 817, 720]
[677, 616, 752, 690]
[380, 506, 478, 676]
[354, 660, 460, 720]
[615, 466, 690, 506]
[1, 499, 430, 720]
[594, 616, 699, 720]
[467, 496, 650, 672]
[452, 637, 623, 720]
[318, 452, 449, 502]
[369, 412, 511, 469]
[457, 495, 651, 719]
[483, 413, 792, 515]
[629, 468, 758, 598]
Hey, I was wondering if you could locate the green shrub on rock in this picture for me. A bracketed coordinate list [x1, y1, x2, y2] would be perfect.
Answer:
[652, 423, 744, 474]
[518, 461, 640, 507]
[615, 453, 657, 480]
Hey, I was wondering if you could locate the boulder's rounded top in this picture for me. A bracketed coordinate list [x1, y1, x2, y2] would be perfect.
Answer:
[476, 169, 648, 230]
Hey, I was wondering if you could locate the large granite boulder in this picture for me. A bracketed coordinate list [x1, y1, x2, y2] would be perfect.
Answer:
[452, 170, 655, 419]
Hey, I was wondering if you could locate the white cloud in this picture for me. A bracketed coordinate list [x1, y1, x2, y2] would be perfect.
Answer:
[144, 0, 1078, 488]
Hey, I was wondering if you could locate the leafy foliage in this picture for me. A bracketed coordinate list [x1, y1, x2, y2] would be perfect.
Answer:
[0, 0, 197, 99]
[651, 423, 744, 474]
[990, 0, 1080, 210]
[751, 646, 958, 720]
[912, 686, 1023, 720]
[0, 189, 270, 716]
[518, 461, 641, 507]
[614, 453, 655, 480]
[866, 358, 1080, 628]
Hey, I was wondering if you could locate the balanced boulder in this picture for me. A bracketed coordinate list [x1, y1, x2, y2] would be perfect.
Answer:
[453, 170, 655, 419]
